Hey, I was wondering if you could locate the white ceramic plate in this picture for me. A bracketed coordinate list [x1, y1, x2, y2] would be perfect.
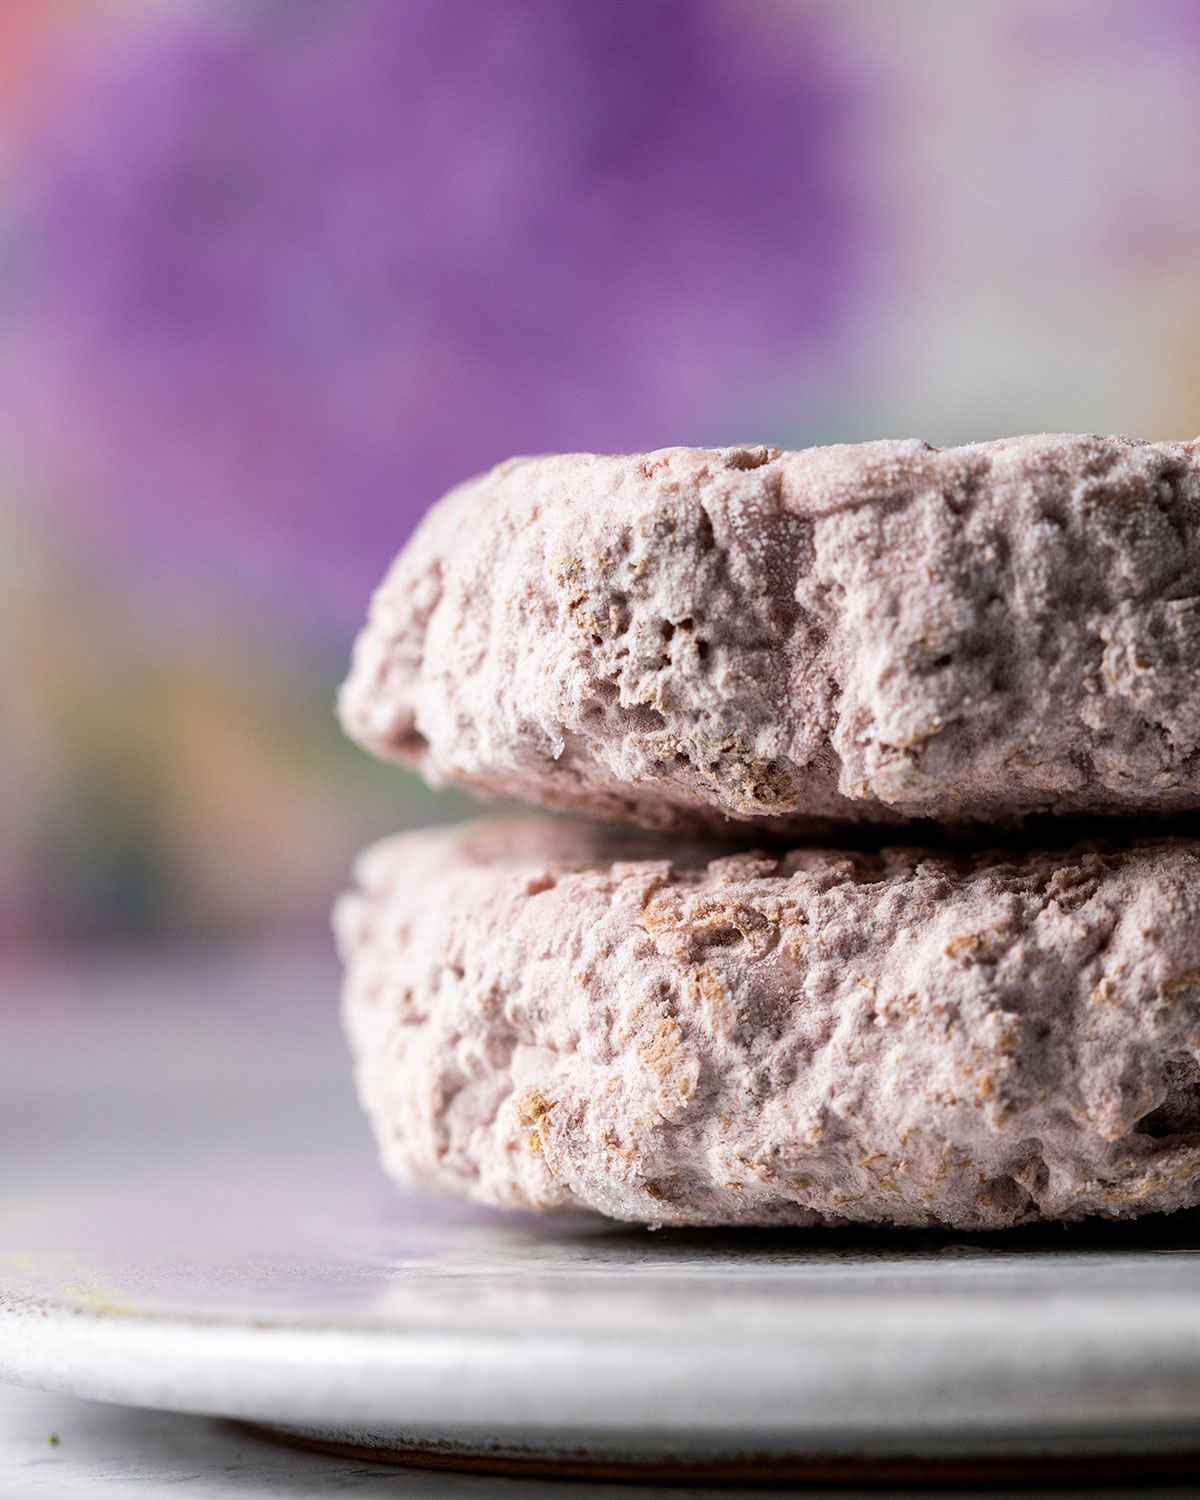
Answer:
[4, 953, 1200, 1483]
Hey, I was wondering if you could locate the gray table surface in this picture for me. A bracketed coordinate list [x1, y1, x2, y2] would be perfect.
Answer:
[4, 1381, 1196, 1499]
[2, 948, 1198, 1498]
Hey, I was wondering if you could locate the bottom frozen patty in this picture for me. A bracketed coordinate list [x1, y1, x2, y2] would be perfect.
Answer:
[335, 817, 1200, 1229]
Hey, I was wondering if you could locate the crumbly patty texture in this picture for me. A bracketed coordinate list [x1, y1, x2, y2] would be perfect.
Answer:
[335, 817, 1200, 1228]
[339, 435, 1200, 837]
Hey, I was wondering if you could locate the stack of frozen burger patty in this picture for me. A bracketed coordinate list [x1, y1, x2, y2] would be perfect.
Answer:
[335, 435, 1200, 1229]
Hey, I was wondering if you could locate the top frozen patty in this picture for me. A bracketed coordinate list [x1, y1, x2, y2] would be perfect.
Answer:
[340, 434, 1200, 837]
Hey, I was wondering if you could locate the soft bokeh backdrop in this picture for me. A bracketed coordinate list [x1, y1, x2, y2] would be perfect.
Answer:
[3, 0, 1199, 951]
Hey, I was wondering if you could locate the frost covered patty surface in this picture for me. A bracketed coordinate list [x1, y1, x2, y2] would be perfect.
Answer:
[336, 817, 1200, 1228]
[340, 435, 1200, 836]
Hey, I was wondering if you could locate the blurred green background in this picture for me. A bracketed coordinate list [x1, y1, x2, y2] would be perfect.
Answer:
[3, 0, 1200, 952]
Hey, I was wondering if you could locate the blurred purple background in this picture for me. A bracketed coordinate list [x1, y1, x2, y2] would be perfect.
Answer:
[3, 0, 1200, 953]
